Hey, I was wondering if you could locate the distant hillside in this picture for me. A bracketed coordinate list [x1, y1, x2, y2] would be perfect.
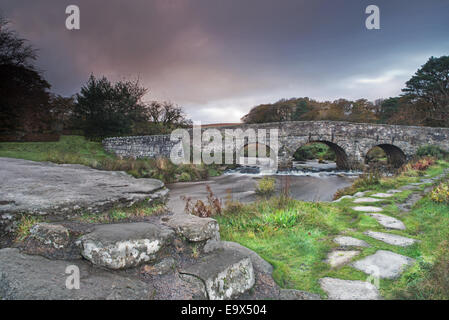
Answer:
[241, 97, 382, 124]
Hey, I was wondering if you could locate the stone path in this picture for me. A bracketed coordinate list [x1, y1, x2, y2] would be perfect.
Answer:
[321, 171, 449, 300]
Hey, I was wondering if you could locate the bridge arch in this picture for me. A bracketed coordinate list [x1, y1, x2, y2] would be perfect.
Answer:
[365, 144, 406, 168]
[291, 140, 350, 170]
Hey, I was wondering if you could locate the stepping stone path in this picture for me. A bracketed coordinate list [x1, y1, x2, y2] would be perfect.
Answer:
[319, 277, 381, 300]
[387, 189, 402, 194]
[352, 250, 415, 279]
[371, 193, 394, 198]
[367, 213, 406, 230]
[363, 230, 417, 247]
[319, 174, 449, 299]
[352, 206, 383, 212]
[353, 197, 382, 203]
[327, 250, 360, 268]
[333, 236, 370, 248]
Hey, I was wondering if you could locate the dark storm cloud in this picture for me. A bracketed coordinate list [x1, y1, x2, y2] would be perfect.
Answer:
[1, 0, 449, 122]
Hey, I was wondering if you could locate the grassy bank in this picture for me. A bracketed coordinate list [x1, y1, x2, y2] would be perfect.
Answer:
[0, 135, 222, 183]
[217, 160, 449, 298]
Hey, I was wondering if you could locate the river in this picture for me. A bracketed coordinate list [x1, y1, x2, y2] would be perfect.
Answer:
[167, 160, 359, 214]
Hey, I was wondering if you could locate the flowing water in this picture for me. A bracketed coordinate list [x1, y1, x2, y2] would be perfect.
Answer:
[167, 160, 360, 214]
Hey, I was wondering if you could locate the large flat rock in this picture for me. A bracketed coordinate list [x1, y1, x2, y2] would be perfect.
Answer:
[79, 222, 174, 269]
[319, 277, 381, 300]
[0, 248, 151, 300]
[180, 249, 255, 300]
[352, 250, 415, 279]
[364, 230, 417, 247]
[0, 158, 166, 230]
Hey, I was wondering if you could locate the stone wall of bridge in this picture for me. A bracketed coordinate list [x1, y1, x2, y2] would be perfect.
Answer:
[103, 121, 449, 169]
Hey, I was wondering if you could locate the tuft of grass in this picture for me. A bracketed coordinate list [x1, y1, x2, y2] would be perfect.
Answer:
[79, 203, 167, 224]
[15, 215, 41, 241]
[255, 177, 276, 196]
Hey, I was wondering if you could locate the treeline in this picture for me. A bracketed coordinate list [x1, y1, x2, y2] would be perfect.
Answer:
[0, 16, 191, 142]
[243, 56, 449, 128]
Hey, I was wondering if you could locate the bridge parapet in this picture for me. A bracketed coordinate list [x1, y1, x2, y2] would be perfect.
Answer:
[103, 121, 449, 169]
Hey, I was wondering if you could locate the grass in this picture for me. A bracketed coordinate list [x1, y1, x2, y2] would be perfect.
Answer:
[15, 215, 41, 241]
[217, 159, 449, 299]
[78, 202, 167, 224]
[0, 135, 223, 184]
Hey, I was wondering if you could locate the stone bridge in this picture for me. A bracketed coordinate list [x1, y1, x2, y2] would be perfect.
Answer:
[103, 121, 449, 169]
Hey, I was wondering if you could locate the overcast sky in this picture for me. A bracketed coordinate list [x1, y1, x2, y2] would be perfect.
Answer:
[2, 0, 449, 123]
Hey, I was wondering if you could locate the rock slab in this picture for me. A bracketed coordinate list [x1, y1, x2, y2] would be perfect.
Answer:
[352, 250, 415, 279]
[352, 206, 383, 213]
[364, 230, 417, 247]
[333, 236, 370, 248]
[79, 222, 174, 269]
[327, 250, 360, 268]
[367, 213, 406, 230]
[319, 277, 381, 300]
[180, 249, 255, 300]
[353, 197, 382, 203]
[0, 248, 151, 300]
[163, 214, 220, 242]
[0, 158, 166, 232]
[22, 223, 81, 259]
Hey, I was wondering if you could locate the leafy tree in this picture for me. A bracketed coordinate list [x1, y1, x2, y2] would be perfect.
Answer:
[402, 56, 449, 126]
[74, 75, 148, 138]
[378, 97, 400, 123]
[0, 16, 54, 140]
[0, 16, 36, 67]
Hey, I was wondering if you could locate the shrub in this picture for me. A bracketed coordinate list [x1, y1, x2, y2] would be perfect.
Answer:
[417, 145, 448, 160]
[411, 157, 435, 171]
[255, 177, 276, 196]
[430, 182, 449, 204]
[183, 185, 222, 217]
[223, 190, 245, 215]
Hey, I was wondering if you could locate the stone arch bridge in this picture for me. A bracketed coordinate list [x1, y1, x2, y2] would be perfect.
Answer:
[103, 121, 449, 170]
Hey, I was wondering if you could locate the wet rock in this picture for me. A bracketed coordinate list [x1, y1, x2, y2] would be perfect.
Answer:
[22, 223, 81, 259]
[352, 250, 415, 279]
[364, 230, 418, 247]
[333, 236, 370, 248]
[79, 222, 174, 269]
[319, 277, 381, 300]
[163, 214, 220, 242]
[180, 249, 255, 300]
[0, 248, 152, 300]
